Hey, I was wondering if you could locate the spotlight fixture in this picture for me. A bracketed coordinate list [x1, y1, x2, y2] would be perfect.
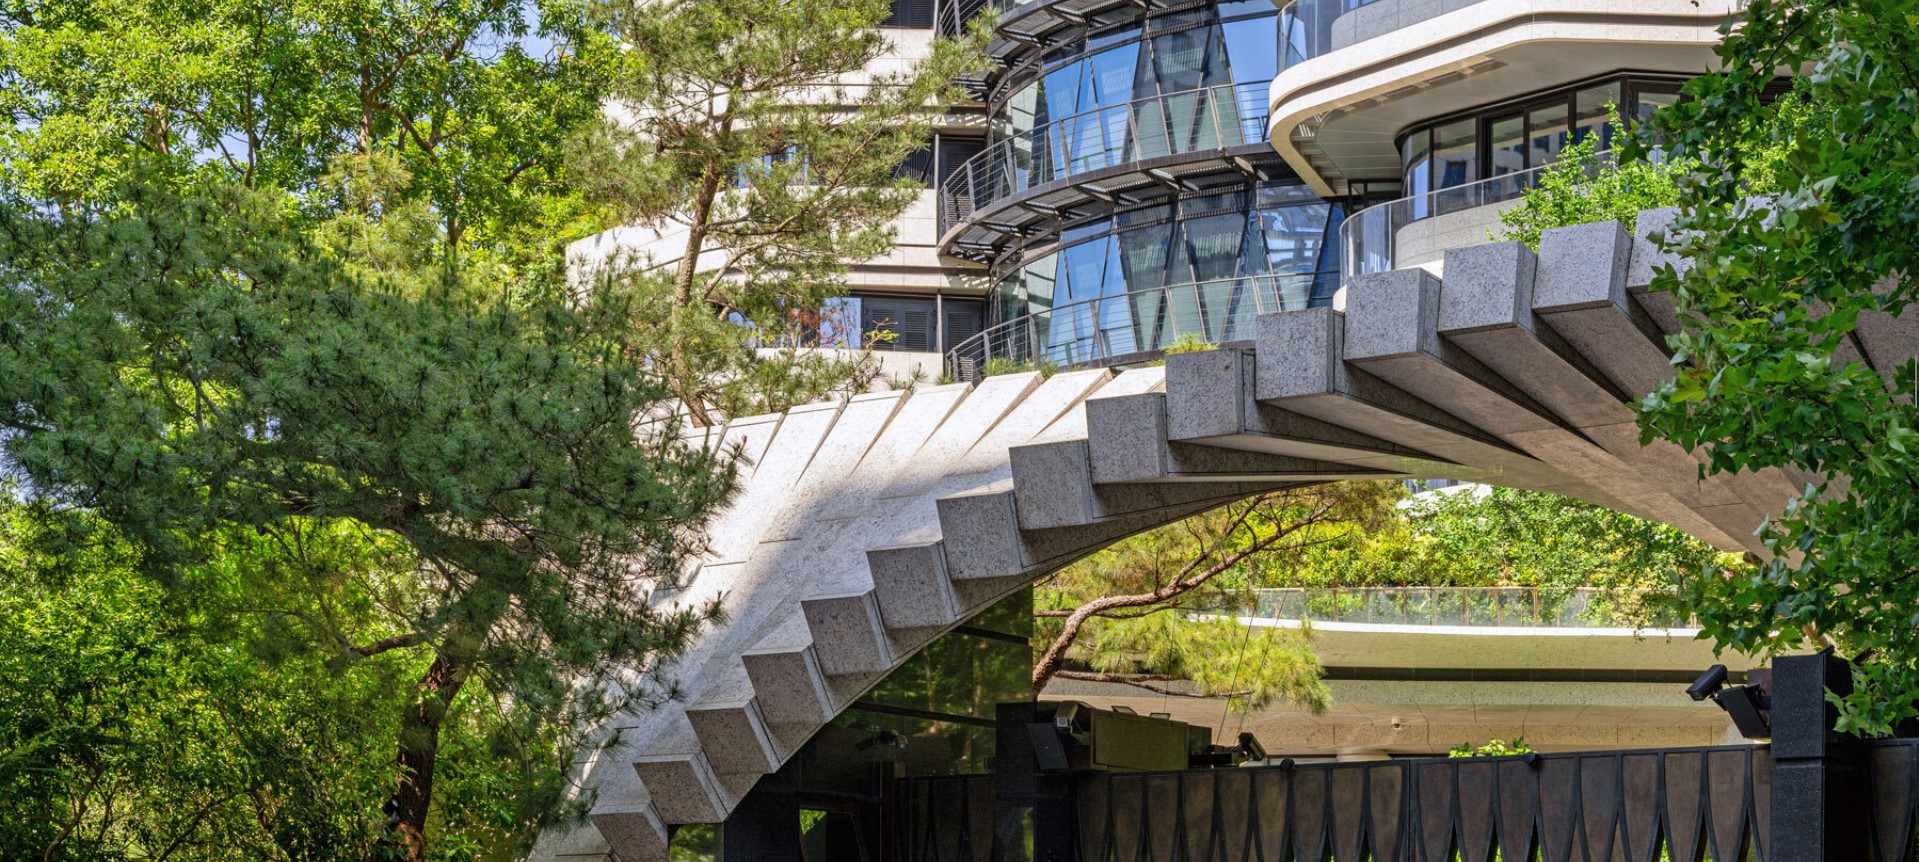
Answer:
[1687, 665, 1729, 702]
[1687, 664, 1772, 739]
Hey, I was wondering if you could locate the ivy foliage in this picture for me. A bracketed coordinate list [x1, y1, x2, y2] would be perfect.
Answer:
[1632, 0, 1919, 733]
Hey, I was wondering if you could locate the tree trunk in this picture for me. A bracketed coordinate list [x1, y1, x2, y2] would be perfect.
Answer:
[380, 644, 476, 862]
[671, 163, 728, 427]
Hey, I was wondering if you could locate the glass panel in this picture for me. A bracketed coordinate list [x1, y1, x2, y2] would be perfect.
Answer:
[1119, 222, 1174, 348]
[1575, 82, 1621, 149]
[1148, 27, 1214, 95]
[1488, 114, 1524, 174]
[1060, 236, 1110, 305]
[1183, 212, 1245, 342]
[1430, 118, 1476, 215]
[1087, 43, 1138, 109]
[1257, 199, 1333, 276]
[1486, 113, 1525, 200]
[1633, 86, 1682, 147]
[1527, 101, 1571, 169]
[1220, 16, 1279, 86]
[1096, 238, 1137, 355]
[818, 296, 862, 349]
[1402, 131, 1431, 218]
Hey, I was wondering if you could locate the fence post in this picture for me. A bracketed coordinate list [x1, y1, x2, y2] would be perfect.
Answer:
[995, 702, 1077, 862]
[1769, 652, 1868, 862]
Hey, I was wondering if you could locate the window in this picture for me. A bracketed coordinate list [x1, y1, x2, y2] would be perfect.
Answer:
[852, 295, 983, 353]
[1431, 119, 1477, 213]
[882, 0, 932, 28]
[1527, 101, 1570, 169]
[936, 135, 983, 187]
[1575, 82, 1621, 148]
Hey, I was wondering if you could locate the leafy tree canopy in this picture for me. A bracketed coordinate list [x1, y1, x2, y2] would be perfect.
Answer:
[0, 180, 734, 859]
[1037, 483, 1734, 716]
[0, 0, 618, 303]
[1634, 0, 1919, 733]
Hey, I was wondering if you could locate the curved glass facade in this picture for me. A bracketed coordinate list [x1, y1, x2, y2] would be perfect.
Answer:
[942, 0, 1351, 374]
[992, 182, 1343, 353]
[990, 2, 1284, 137]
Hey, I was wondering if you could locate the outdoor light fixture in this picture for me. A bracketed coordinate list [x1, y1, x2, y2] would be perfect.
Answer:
[1689, 664, 1773, 739]
[1687, 664, 1729, 701]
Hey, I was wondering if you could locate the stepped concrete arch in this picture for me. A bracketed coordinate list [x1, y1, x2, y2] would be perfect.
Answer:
[535, 213, 1919, 862]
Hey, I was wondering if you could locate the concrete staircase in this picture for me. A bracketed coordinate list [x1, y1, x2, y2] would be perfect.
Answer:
[533, 213, 1917, 861]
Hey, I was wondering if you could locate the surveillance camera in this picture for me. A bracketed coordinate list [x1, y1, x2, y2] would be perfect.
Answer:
[1688, 664, 1729, 702]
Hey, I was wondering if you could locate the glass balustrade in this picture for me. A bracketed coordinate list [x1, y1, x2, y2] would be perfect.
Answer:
[943, 274, 1318, 380]
[938, 83, 1272, 239]
[1244, 586, 1695, 629]
[1338, 150, 1629, 289]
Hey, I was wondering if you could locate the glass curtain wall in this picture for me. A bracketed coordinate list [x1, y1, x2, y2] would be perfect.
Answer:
[989, 4, 1282, 182]
[992, 182, 1343, 359]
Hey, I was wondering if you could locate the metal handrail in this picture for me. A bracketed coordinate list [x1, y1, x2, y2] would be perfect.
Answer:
[936, 0, 1021, 37]
[1244, 586, 1695, 629]
[1337, 149, 1629, 289]
[938, 83, 1272, 240]
[942, 274, 1323, 381]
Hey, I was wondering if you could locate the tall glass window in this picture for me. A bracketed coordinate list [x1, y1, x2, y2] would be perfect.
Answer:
[1575, 82, 1621, 148]
[1431, 119, 1477, 213]
[1487, 113, 1526, 197]
[1527, 102, 1570, 169]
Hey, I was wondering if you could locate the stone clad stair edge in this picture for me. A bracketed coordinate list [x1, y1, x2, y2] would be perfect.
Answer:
[533, 211, 1919, 861]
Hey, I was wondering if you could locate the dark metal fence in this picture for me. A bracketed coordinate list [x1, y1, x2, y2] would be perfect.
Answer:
[900, 744, 1783, 862]
[894, 655, 1899, 862]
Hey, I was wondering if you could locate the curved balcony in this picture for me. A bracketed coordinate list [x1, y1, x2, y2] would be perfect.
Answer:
[942, 274, 1319, 380]
[1246, 586, 1695, 630]
[938, 83, 1273, 261]
[1339, 150, 1631, 288]
[936, 0, 1163, 64]
[1266, 0, 1740, 196]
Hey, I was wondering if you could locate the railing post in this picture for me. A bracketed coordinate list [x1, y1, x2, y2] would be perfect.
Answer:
[995, 702, 1076, 862]
[1769, 652, 1868, 862]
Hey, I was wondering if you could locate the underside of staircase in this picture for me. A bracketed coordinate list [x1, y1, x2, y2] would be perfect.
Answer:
[532, 212, 1919, 861]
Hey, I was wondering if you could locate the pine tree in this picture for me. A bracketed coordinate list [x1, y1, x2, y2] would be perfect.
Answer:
[566, 0, 990, 424]
[0, 181, 737, 861]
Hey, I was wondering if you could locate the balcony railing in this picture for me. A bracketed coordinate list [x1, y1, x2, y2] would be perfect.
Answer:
[936, 0, 1019, 37]
[942, 274, 1322, 381]
[1338, 151, 1628, 289]
[938, 83, 1271, 241]
[1246, 586, 1695, 629]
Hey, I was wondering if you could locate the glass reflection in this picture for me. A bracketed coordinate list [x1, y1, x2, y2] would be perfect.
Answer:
[988, 183, 1343, 364]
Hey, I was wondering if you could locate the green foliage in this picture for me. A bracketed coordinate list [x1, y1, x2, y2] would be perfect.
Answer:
[981, 356, 1061, 378]
[0, 180, 735, 857]
[1449, 737, 1533, 758]
[566, 0, 991, 424]
[1035, 484, 1406, 715]
[1161, 333, 1218, 355]
[1495, 107, 1691, 250]
[0, 501, 584, 861]
[1269, 487, 1732, 598]
[1632, 0, 1919, 733]
[0, 0, 618, 305]
[1038, 483, 1734, 717]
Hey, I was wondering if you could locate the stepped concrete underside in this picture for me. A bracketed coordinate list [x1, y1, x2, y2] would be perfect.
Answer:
[534, 212, 1919, 861]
